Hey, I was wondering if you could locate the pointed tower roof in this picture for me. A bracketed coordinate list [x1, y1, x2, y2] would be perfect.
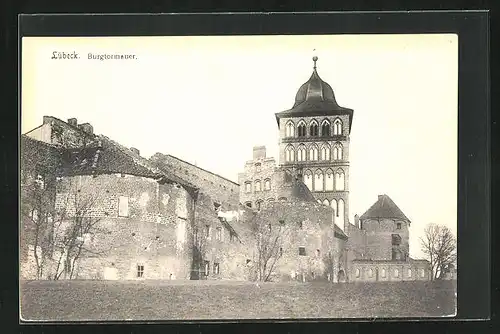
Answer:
[275, 56, 353, 131]
[360, 194, 411, 222]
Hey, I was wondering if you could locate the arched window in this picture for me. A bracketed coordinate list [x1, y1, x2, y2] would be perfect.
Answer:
[333, 143, 343, 160]
[297, 144, 307, 162]
[254, 180, 261, 192]
[335, 169, 345, 191]
[304, 170, 313, 190]
[309, 144, 319, 161]
[264, 179, 271, 190]
[309, 120, 319, 137]
[325, 169, 334, 191]
[321, 119, 331, 137]
[368, 268, 373, 278]
[333, 118, 343, 135]
[331, 199, 337, 216]
[285, 121, 295, 137]
[338, 199, 345, 226]
[245, 182, 251, 193]
[267, 198, 275, 202]
[394, 268, 399, 277]
[256, 200, 263, 211]
[355, 268, 360, 278]
[381, 268, 386, 278]
[317, 199, 322, 204]
[297, 120, 306, 137]
[314, 169, 324, 192]
[322, 199, 329, 206]
[321, 144, 331, 161]
[285, 145, 295, 162]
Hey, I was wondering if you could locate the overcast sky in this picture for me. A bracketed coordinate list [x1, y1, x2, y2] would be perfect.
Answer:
[22, 34, 458, 258]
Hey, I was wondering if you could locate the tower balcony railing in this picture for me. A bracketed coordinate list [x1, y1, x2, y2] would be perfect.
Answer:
[281, 161, 350, 167]
[281, 134, 347, 143]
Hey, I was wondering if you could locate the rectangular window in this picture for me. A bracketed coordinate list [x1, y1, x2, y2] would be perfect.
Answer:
[355, 268, 360, 278]
[205, 225, 210, 238]
[381, 268, 386, 277]
[118, 196, 129, 217]
[245, 182, 251, 193]
[216, 227, 222, 241]
[420, 268, 425, 277]
[394, 269, 399, 277]
[213, 262, 220, 275]
[137, 264, 144, 278]
[408, 268, 412, 277]
[204, 261, 210, 276]
[298, 247, 306, 256]
[396, 222, 402, 229]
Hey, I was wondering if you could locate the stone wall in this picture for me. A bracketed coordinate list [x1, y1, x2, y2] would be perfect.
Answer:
[361, 218, 410, 261]
[25, 116, 95, 148]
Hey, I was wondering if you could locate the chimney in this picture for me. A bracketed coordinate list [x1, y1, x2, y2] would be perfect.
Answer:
[253, 146, 266, 160]
[43, 116, 53, 124]
[79, 123, 93, 135]
[130, 147, 140, 156]
[68, 118, 78, 127]
[354, 214, 360, 228]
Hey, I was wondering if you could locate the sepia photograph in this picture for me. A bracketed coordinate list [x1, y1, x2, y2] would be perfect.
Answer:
[20, 33, 458, 321]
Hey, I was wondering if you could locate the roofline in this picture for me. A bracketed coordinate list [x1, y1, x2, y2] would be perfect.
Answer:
[20, 134, 61, 149]
[163, 154, 239, 186]
[23, 124, 44, 136]
[40, 115, 96, 138]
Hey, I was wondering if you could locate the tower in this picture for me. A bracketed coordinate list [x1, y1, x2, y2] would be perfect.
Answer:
[275, 56, 354, 232]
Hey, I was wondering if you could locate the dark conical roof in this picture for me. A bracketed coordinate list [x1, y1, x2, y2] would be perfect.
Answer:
[360, 194, 410, 222]
[293, 65, 339, 108]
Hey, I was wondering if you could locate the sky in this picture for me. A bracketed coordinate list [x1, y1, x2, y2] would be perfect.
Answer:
[21, 34, 458, 258]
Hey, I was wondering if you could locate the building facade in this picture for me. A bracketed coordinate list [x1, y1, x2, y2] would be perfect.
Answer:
[275, 57, 354, 232]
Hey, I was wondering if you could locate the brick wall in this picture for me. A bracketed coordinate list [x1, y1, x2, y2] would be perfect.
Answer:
[249, 200, 347, 282]
[361, 218, 409, 261]
[26, 116, 95, 148]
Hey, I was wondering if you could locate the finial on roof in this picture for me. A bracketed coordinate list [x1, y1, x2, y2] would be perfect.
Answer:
[312, 55, 318, 70]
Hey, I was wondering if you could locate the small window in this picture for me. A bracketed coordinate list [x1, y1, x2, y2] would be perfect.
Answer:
[216, 227, 222, 241]
[420, 268, 425, 277]
[230, 233, 235, 242]
[394, 269, 399, 277]
[245, 182, 251, 193]
[279, 247, 283, 257]
[381, 268, 386, 278]
[214, 202, 221, 212]
[368, 268, 373, 278]
[316, 249, 320, 257]
[213, 262, 220, 275]
[204, 261, 210, 276]
[298, 221, 303, 229]
[298, 247, 306, 256]
[246, 259, 251, 265]
[137, 264, 144, 278]
[408, 268, 412, 277]
[392, 234, 401, 246]
[118, 196, 129, 217]
[205, 225, 210, 238]
[255, 162, 261, 170]
[279, 220, 285, 225]
[268, 224, 272, 232]
[355, 268, 360, 278]
[35, 174, 45, 189]
[264, 179, 271, 190]
[396, 222, 402, 229]
[245, 202, 252, 208]
[254, 180, 261, 192]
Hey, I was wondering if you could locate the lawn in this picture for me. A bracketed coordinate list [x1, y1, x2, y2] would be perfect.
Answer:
[20, 279, 456, 321]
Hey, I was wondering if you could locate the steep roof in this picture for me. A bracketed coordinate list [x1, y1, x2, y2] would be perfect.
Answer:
[359, 194, 410, 222]
[278, 169, 317, 203]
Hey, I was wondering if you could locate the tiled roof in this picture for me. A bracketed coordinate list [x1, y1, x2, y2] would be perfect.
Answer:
[334, 225, 348, 240]
[359, 194, 410, 222]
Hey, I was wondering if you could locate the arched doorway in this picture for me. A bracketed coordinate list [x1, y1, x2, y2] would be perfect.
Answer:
[337, 269, 346, 283]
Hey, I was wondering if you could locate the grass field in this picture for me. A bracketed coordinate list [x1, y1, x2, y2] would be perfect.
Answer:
[20, 279, 456, 321]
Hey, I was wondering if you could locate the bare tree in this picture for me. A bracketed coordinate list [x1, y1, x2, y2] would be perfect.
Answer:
[250, 214, 291, 282]
[20, 174, 54, 279]
[419, 223, 457, 280]
[50, 178, 109, 280]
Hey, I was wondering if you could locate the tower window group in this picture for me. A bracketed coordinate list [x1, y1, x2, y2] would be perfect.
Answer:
[285, 118, 343, 138]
